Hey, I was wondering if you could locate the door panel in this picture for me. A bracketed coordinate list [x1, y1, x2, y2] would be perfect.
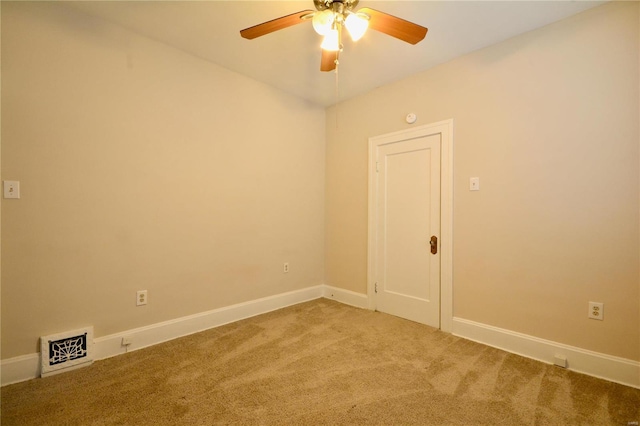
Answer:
[384, 147, 432, 300]
[375, 134, 441, 327]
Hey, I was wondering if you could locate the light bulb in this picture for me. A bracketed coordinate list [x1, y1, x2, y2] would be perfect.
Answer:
[312, 10, 335, 36]
[345, 13, 369, 42]
[321, 28, 340, 51]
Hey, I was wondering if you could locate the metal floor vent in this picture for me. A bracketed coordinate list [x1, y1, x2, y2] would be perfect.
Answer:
[40, 327, 94, 377]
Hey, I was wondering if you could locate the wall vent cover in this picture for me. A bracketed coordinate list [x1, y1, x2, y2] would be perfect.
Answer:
[40, 327, 94, 377]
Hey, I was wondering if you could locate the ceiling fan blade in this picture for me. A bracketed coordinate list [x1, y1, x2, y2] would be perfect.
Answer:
[358, 8, 428, 45]
[321, 50, 337, 72]
[240, 10, 314, 40]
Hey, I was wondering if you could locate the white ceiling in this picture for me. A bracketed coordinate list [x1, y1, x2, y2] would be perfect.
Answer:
[67, 1, 606, 107]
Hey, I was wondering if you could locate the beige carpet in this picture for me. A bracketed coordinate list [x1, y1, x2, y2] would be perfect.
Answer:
[2, 299, 639, 425]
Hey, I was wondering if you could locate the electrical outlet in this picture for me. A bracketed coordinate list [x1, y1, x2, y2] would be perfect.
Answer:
[283, 262, 289, 273]
[588, 301, 603, 320]
[469, 177, 480, 191]
[136, 290, 148, 306]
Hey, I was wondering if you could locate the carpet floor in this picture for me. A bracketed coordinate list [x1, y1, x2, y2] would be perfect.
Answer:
[2, 298, 639, 425]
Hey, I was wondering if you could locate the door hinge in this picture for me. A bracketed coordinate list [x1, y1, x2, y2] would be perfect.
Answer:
[375, 282, 378, 293]
[376, 161, 379, 173]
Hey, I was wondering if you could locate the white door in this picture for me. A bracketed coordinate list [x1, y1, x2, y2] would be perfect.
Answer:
[373, 133, 441, 328]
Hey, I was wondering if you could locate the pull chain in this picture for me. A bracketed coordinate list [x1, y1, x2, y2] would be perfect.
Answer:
[333, 23, 343, 128]
[335, 54, 340, 126]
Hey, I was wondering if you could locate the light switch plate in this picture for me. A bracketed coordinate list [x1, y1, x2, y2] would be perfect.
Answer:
[3, 181, 20, 199]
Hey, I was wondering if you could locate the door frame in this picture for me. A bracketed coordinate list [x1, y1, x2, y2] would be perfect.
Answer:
[367, 119, 453, 332]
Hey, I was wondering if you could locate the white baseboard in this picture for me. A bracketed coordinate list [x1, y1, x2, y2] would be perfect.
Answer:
[322, 285, 369, 309]
[5, 290, 636, 390]
[1, 285, 324, 386]
[452, 317, 640, 389]
[93, 285, 324, 361]
[1, 353, 41, 387]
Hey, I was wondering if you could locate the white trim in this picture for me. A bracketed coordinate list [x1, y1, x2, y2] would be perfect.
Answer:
[93, 286, 324, 360]
[323, 285, 369, 309]
[1, 285, 324, 386]
[367, 133, 378, 313]
[367, 119, 454, 332]
[452, 317, 640, 389]
[1, 354, 40, 387]
[439, 120, 454, 333]
[3, 288, 637, 390]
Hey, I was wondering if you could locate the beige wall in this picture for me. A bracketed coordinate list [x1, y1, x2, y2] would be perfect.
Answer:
[2, 1, 639, 364]
[1, 2, 325, 359]
[325, 2, 640, 361]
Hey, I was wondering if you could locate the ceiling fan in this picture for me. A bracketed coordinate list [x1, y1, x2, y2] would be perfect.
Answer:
[240, 0, 428, 72]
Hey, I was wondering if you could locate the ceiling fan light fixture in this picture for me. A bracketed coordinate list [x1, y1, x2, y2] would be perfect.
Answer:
[239, 1, 428, 73]
[321, 28, 340, 51]
[345, 13, 369, 42]
[312, 9, 335, 35]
